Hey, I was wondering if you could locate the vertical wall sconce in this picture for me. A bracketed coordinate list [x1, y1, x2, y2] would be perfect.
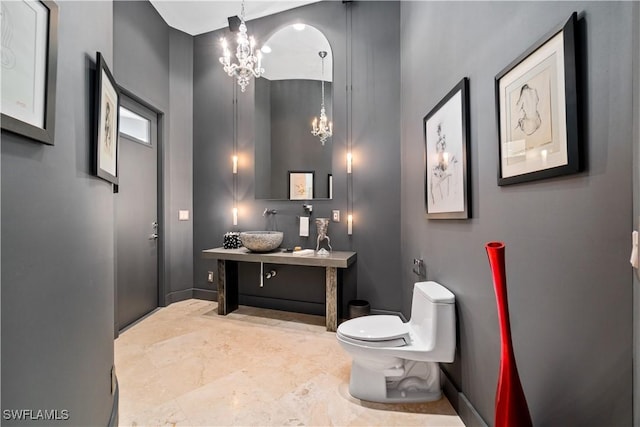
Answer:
[346, 152, 352, 174]
[232, 207, 238, 226]
[347, 214, 353, 235]
[232, 155, 238, 174]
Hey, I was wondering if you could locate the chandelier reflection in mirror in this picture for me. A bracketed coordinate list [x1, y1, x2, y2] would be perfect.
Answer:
[219, 0, 264, 92]
[311, 51, 332, 145]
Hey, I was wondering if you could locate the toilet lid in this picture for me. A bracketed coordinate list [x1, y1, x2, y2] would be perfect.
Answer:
[338, 315, 410, 343]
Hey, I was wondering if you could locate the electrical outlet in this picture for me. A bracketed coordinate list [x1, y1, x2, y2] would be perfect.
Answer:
[207, 271, 214, 283]
[332, 210, 340, 222]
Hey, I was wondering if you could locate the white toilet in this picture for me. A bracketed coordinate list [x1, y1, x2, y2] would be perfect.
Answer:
[336, 281, 456, 403]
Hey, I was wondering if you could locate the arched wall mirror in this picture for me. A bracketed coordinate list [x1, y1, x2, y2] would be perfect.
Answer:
[254, 24, 333, 200]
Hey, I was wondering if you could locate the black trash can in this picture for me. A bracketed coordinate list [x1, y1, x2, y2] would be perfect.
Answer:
[348, 300, 370, 319]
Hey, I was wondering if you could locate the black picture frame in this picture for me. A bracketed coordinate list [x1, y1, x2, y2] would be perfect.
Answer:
[495, 12, 580, 186]
[0, 0, 58, 145]
[423, 77, 471, 219]
[94, 52, 120, 185]
[288, 171, 315, 200]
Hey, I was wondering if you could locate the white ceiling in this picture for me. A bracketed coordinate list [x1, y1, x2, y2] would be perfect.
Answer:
[149, 1, 321, 36]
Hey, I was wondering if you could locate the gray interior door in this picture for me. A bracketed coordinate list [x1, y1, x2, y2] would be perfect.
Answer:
[116, 95, 159, 330]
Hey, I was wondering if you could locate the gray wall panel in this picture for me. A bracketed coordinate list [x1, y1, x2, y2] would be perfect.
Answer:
[168, 29, 195, 295]
[1, 2, 115, 424]
[400, 2, 633, 425]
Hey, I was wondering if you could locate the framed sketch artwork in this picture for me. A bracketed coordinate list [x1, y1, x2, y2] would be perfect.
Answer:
[0, 0, 58, 145]
[288, 171, 315, 200]
[496, 12, 580, 185]
[424, 78, 471, 219]
[94, 52, 120, 185]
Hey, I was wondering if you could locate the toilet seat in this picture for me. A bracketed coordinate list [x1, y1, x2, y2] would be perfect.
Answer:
[338, 315, 411, 347]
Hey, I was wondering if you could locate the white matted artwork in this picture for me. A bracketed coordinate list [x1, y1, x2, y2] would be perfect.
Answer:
[496, 12, 580, 185]
[0, 0, 58, 145]
[424, 78, 471, 219]
[94, 52, 120, 185]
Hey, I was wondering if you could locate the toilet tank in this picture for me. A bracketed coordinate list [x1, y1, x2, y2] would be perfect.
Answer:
[409, 281, 456, 362]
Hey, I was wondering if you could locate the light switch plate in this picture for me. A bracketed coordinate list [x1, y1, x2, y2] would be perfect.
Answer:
[179, 210, 190, 221]
[332, 210, 340, 222]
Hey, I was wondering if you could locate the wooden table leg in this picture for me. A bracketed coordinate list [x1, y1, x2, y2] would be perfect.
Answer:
[326, 266, 338, 332]
[217, 260, 227, 315]
[217, 259, 239, 315]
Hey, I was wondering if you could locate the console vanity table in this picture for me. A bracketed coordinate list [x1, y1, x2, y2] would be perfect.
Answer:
[202, 248, 357, 332]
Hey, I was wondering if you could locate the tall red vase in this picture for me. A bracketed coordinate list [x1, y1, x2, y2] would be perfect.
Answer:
[485, 242, 533, 427]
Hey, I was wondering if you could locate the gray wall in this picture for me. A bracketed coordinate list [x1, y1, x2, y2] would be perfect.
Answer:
[1, 2, 116, 425]
[168, 29, 195, 298]
[193, 1, 402, 313]
[114, 0, 194, 303]
[400, 2, 634, 425]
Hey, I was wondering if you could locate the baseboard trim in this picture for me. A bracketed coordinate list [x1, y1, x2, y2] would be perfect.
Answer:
[193, 288, 217, 301]
[441, 369, 488, 427]
[107, 379, 119, 427]
[165, 289, 193, 304]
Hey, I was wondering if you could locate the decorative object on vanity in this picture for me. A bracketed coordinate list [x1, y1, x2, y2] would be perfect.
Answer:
[336, 281, 456, 403]
[94, 52, 120, 185]
[239, 231, 283, 253]
[495, 12, 580, 186]
[315, 217, 332, 255]
[223, 232, 242, 249]
[1, 0, 58, 145]
[423, 77, 471, 219]
[288, 171, 315, 200]
[219, 0, 263, 92]
[485, 242, 533, 427]
[311, 51, 333, 145]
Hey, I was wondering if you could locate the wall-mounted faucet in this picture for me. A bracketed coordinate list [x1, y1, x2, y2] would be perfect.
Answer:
[303, 204, 313, 214]
[263, 208, 277, 216]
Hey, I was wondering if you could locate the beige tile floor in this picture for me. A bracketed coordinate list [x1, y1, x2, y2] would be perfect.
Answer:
[115, 299, 464, 426]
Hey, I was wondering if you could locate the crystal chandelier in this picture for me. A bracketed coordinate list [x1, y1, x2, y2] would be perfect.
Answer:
[219, 0, 263, 92]
[311, 51, 332, 145]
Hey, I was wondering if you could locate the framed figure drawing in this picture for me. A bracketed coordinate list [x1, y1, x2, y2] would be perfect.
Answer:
[94, 52, 120, 185]
[288, 171, 315, 200]
[1, 0, 58, 145]
[495, 12, 580, 185]
[424, 77, 471, 219]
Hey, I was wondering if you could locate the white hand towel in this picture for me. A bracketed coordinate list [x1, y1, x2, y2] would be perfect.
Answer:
[300, 216, 309, 237]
